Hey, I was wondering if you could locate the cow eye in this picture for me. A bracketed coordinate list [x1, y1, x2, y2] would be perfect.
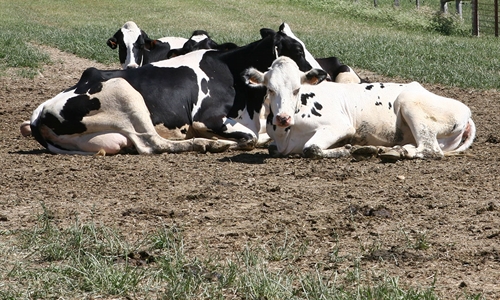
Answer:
[293, 88, 300, 96]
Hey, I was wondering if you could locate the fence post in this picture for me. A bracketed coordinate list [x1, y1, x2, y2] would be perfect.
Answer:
[496, 0, 499, 37]
[472, 0, 479, 36]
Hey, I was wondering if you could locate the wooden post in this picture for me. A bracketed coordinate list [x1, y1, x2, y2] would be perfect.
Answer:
[496, 0, 499, 37]
[472, 0, 479, 36]
[416, 0, 420, 9]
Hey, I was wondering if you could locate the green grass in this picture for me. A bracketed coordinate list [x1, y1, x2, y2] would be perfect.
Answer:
[0, 0, 499, 89]
[0, 204, 449, 299]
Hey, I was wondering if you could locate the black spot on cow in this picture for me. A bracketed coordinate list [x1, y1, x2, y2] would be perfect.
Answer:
[301, 114, 306, 119]
[365, 85, 374, 90]
[452, 123, 457, 131]
[61, 95, 101, 121]
[43, 95, 101, 135]
[313, 101, 323, 111]
[388, 102, 392, 110]
[301, 93, 315, 106]
[311, 107, 322, 117]
[375, 101, 382, 106]
[47, 113, 88, 135]
[285, 127, 291, 132]
[201, 78, 209, 94]
[394, 127, 404, 143]
[380, 83, 385, 89]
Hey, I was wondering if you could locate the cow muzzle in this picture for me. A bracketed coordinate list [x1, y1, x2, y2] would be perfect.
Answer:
[275, 114, 292, 127]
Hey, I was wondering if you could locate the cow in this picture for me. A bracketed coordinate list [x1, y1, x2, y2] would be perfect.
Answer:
[107, 21, 188, 69]
[167, 30, 238, 58]
[243, 56, 476, 161]
[25, 25, 316, 155]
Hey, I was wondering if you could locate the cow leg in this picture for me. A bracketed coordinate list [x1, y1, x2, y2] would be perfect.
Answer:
[206, 117, 258, 150]
[302, 125, 355, 159]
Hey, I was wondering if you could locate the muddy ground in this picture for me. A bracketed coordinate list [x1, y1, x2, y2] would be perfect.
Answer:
[0, 47, 499, 299]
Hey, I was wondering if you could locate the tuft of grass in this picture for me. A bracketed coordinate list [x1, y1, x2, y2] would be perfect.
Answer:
[0, 204, 448, 299]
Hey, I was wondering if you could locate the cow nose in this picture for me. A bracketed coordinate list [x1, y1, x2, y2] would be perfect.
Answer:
[126, 64, 139, 69]
[275, 114, 291, 127]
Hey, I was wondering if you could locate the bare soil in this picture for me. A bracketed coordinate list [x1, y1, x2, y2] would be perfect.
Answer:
[0, 47, 499, 299]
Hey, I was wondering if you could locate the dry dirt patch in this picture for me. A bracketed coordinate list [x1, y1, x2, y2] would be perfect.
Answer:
[0, 47, 499, 299]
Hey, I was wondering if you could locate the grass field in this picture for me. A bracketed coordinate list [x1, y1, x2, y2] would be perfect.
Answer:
[0, 0, 499, 89]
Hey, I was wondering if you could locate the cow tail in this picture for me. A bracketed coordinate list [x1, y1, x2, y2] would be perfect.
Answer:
[446, 118, 476, 155]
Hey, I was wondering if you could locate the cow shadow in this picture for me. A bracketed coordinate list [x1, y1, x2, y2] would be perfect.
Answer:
[218, 152, 269, 164]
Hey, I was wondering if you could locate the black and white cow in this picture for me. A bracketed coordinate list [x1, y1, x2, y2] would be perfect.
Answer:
[244, 56, 476, 160]
[25, 25, 315, 155]
[167, 30, 238, 58]
[279, 23, 364, 83]
[107, 21, 188, 69]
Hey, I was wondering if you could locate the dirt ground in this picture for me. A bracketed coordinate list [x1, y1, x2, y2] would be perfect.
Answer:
[0, 47, 499, 299]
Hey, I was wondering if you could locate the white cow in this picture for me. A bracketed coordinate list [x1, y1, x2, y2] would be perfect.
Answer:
[243, 56, 476, 160]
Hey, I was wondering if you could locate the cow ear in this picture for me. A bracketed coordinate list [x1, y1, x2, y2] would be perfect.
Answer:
[260, 28, 276, 38]
[144, 38, 157, 50]
[303, 69, 328, 85]
[107, 37, 118, 49]
[242, 68, 265, 88]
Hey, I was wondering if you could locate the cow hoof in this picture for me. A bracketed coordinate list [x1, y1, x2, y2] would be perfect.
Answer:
[379, 149, 402, 163]
[351, 145, 378, 161]
[206, 140, 232, 153]
[303, 145, 323, 159]
[268, 145, 282, 158]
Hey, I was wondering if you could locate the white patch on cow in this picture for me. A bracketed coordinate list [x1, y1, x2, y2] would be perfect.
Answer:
[190, 34, 209, 43]
[121, 21, 143, 69]
[158, 36, 189, 49]
[334, 67, 362, 83]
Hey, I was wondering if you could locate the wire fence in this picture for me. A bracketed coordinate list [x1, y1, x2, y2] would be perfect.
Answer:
[473, 0, 499, 36]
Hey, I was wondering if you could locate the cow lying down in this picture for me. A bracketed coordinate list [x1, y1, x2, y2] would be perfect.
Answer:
[243, 56, 476, 160]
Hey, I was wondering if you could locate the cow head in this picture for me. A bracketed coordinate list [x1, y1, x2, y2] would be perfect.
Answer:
[244, 57, 327, 127]
[256, 25, 314, 74]
[107, 21, 155, 69]
[167, 30, 238, 58]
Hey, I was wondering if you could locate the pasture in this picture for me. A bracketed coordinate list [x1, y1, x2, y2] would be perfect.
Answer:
[1, 0, 499, 299]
